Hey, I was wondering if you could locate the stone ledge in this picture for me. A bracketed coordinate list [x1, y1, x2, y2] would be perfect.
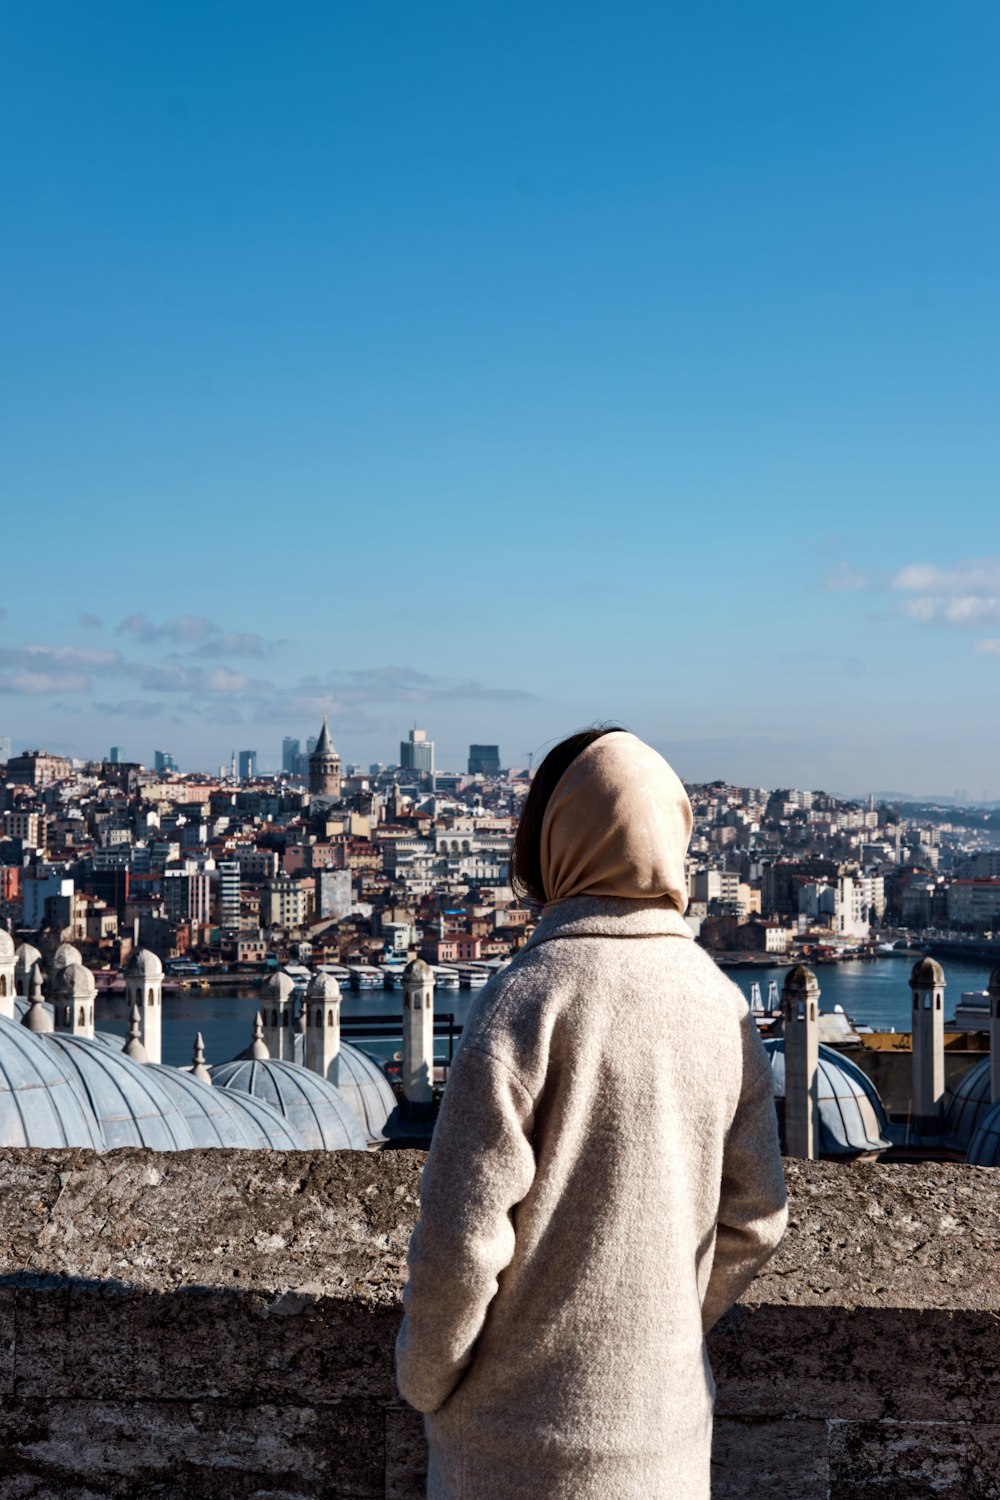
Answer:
[0, 1151, 995, 1497]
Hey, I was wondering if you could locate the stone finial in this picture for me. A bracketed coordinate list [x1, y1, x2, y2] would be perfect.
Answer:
[21, 963, 53, 1034]
[250, 1011, 270, 1061]
[402, 958, 435, 986]
[191, 1032, 212, 1086]
[910, 956, 945, 990]
[123, 1004, 148, 1063]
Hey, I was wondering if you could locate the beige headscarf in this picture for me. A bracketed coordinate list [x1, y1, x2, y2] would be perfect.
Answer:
[539, 732, 692, 910]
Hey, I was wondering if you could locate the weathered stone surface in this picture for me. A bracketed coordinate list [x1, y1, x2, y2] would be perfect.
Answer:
[0, 1150, 995, 1497]
[829, 1419, 1000, 1498]
[711, 1419, 829, 1499]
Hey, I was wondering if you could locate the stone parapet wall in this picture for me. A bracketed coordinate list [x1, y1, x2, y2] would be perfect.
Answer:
[0, 1150, 996, 1497]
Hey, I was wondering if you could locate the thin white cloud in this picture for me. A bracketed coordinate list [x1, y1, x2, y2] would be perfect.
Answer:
[824, 564, 870, 593]
[975, 640, 1000, 657]
[892, 559, 1000, 593]
[0, 670, 91, 695]
[900, 596, 1000, 626]
[191, 631, 269, 659]
[78, 612, 103, 630]
[0, 645, 122, 670]
[117, 612, 218, 645]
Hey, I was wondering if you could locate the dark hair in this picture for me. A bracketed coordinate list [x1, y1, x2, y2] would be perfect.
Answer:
[510, 725, 625, 906]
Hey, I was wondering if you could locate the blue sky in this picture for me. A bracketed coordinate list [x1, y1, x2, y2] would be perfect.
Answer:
[1, 2, 999, 793]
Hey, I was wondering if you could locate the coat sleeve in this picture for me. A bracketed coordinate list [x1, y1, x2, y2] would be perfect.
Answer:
[701, 1009, 788, 1332]
[395, 1043, 537, 1414]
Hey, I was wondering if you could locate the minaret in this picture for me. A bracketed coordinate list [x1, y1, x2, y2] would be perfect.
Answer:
[0, 932, 15, 1020]
[14, 943, 41, 1000]
[305, 971, 342, 1083]
[988, 966, 1000, 1106]
[123, 1004, 148, 1063]
[21, 964, 53, 1034]
[308, 715, 341, 798]
[910, 956, 946, 1134]
[781, 964, 820, 1160]
[263, 970, 296, 1061]
[124, 947, 163, 1065]
[53, 964, 96, 1038]
[401, 959, 435, 1120]
[249, 1011, 270, 1061]
[191, 1033, 212, 1086]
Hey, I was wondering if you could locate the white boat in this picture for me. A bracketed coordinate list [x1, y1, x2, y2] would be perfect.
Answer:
[348, 965, 383, 990]
[432, 966, 461, 990]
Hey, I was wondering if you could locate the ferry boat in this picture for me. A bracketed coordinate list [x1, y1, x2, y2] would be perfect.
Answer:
[432, 965, 461, 991]
[348, 965, 384, 991]
[456, 965, 490, 989]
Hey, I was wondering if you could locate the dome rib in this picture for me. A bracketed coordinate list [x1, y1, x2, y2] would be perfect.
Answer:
[40, 1035, 197, 1151]
[0, 1018, 104, 1149]
[209, 1058, 366, 1151]
[762, 1039, 890, 1156]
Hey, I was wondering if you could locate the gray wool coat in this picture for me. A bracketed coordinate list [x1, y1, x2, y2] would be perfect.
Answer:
[396, 896, 788, 1500]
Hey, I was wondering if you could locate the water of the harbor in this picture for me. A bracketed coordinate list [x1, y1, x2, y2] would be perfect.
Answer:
[93, 955, 997, 1069]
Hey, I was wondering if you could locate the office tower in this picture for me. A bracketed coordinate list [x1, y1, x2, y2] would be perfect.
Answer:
[0, 737, 13, 763]
[282, 736, 301, 774]
[468, 744, 501, 775]
[109, 746, 121, 765]
[238, 749, 257, 781]
[154, 750, 177, 775]
[400, 727, 434, 775]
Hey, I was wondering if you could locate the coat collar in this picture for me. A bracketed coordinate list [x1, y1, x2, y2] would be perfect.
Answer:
[523, 895, 694, 950]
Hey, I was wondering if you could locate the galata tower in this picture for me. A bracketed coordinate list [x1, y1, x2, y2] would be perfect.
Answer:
[308, 716, 341, 798]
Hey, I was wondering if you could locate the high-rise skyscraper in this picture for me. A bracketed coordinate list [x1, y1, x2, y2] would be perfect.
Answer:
[400, 727, 434, 776]
[109, 746, 121, 765]
[238, 749, 257, 781]
[0, 737, 12, 764]
[154, 750, 177, 775]
[468, 744, 501, 775]
[282, 736, 301, 774]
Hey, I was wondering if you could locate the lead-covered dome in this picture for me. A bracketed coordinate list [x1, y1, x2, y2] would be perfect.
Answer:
[146, 1064, 310, 1149]
[0, 930, 15, 961]
[967, 1097, 1000, 1167]
[125, 947, 163, 979]
[944, 1058, 992, 1151]
[209, 1058, 366, 1150]
[762, 1039, 890, 1156]
[337, 1044, 399, 1143]
[0, 1017, 104, 1149]
[14, 943, 41, 976]
[40, 1034, 197, 1151]
[52, 942, 83, 974]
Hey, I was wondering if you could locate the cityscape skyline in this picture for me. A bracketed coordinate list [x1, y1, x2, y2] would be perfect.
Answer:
[3, 6, 1000, 789]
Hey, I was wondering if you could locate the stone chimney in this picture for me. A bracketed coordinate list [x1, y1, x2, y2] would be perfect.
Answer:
[401, 959, 435, 1121]
[910, 957, 946, 1135]
[781, 964, 819, 1160]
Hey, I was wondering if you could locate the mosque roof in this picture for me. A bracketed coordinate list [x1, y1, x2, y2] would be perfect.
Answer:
[125, 948, 164, 979]
[52, 943, 83, 971]
[0, 1017, 105, 1149]
[57, 963, 97, 1001]
[39, 1035, 197, 1151]
[146, 1064, 310, 1150]
[266, 970, 297, 1002]
[209, 1058, 366, 1150]
[911, 956, 946, 987]
[966, 1096, 1000, 1167]
[762, 1038, 891, 1156]
[943, 1058, 992, 1151]
[14, 943, 41, 973]
[336, 1043, 399, 1142]
[0, 931, 15, 962]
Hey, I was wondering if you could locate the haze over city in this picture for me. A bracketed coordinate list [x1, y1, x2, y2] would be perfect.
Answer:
[3, 3, 1000, 792]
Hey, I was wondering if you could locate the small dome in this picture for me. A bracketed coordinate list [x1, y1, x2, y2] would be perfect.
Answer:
[40, 1035, 197, 1151]
[403, 959, 435, 984]
[944, 1058, 993, 1150]
[52, 942, 83, 972]
[910, 956, 945, 988]
[306, 971, 341, 1001]
[209, 1059, 366, 1150]
[783, 964, 819, 994]
[146, 1064, 309, 1149]
[0, 931, 15, 961]
[762, 1039, 890, 1156]
[57, 963, 97, 1002]
[337, 1044, 399, 1142]
[266, 970, 297, 1003]
[967, 1097, 1000, 1167]
[125, 947, 163, 979]
[14, 943, 41, 974]
[0, 1017, 104, 1149]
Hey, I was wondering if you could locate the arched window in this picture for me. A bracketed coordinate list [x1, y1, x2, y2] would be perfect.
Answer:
[0, 976, 6, 997]
[282, 1012, 289, 1027]
[271, 1009, 277, 1026]
[315, 1008, 322, 1026]
[148, 989, 154, 1006]
[78, 1007, 85, 1026]
[809, 1002, 816, 1021]
[327, 1009, 334, 1025]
